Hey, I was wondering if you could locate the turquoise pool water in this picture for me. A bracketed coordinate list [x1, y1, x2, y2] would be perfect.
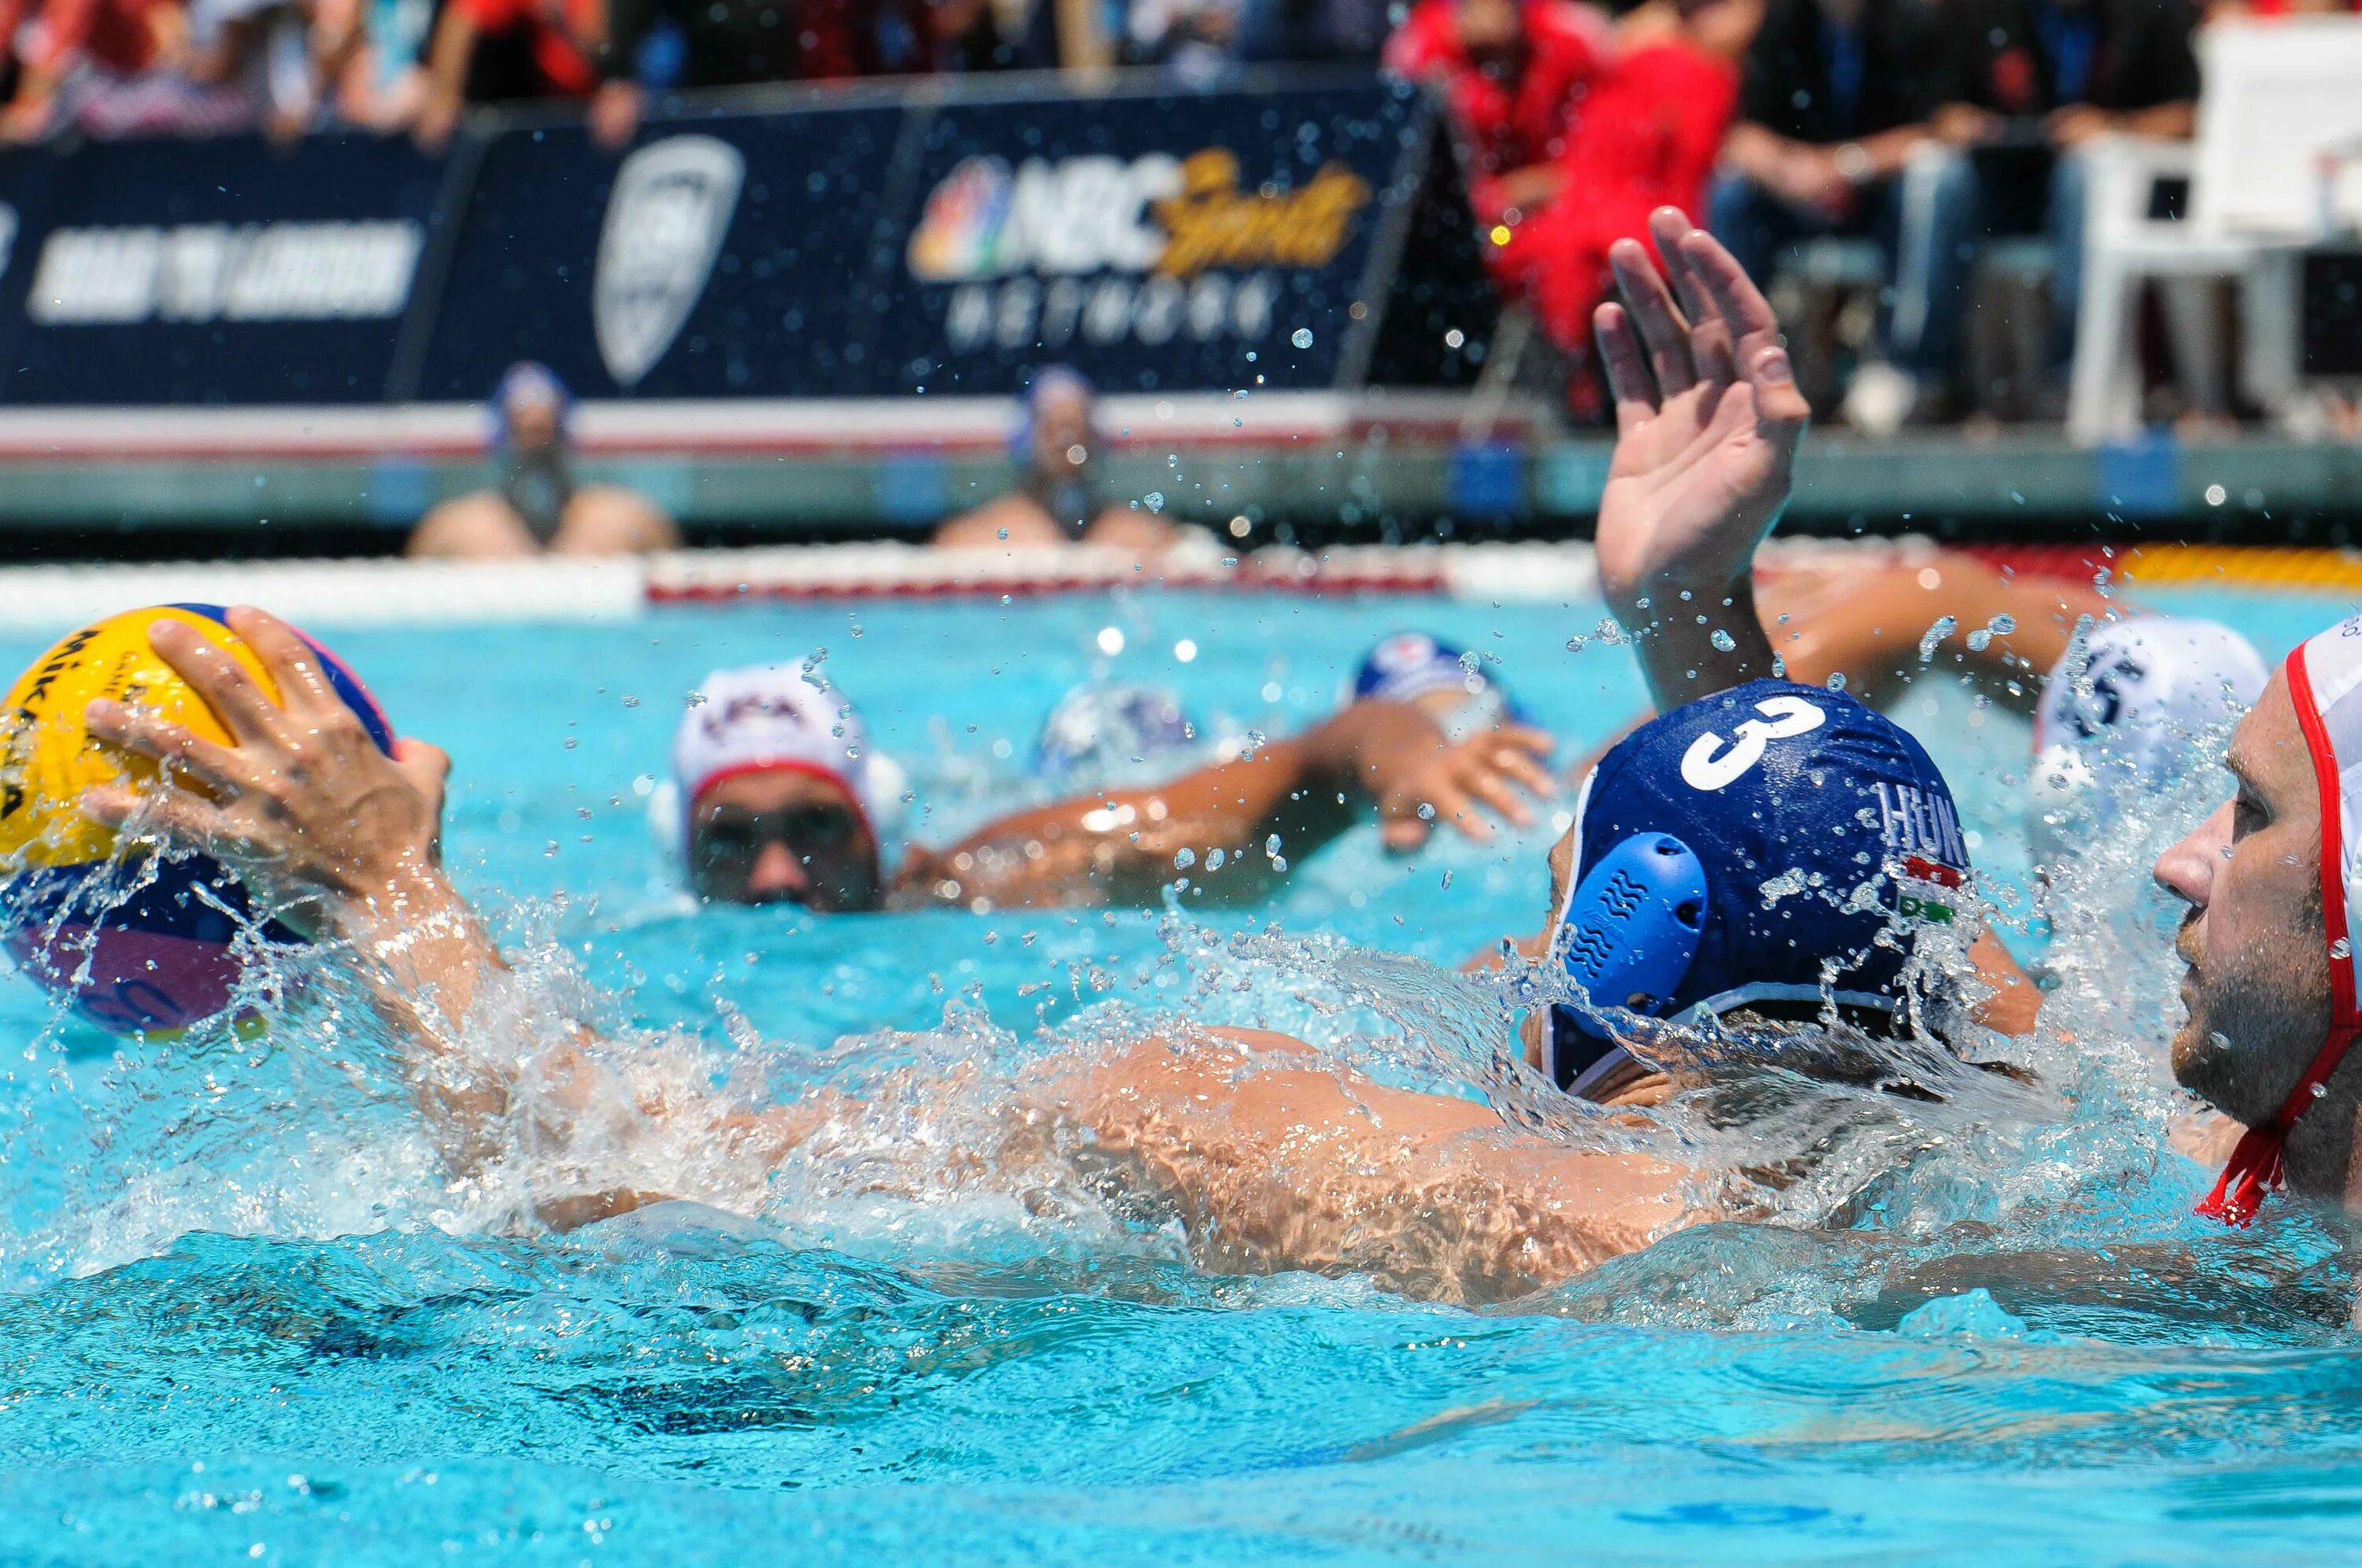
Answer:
[4, 584, 2360, 1566]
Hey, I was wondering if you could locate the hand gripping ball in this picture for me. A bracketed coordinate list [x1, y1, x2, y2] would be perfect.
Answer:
[0, 605, 394, 1034]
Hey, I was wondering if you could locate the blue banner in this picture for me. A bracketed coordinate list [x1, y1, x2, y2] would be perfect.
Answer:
[868, 81, 1424, 395]
[410, 105, 905, 401]
[1, 132, 448, 405]
[0, 78, 1486, 406]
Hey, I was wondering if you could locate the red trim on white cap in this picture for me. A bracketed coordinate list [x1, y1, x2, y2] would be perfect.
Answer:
[687, 760, 875, 844]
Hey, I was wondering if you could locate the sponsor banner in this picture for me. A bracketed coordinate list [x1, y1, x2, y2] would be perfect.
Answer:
[412, 105, 902, 401]
[872, 82, 1428, 395]
[3, 133, 446, 405]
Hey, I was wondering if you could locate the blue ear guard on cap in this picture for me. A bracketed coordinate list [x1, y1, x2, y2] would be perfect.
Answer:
[1546, 834, 1708, 1095]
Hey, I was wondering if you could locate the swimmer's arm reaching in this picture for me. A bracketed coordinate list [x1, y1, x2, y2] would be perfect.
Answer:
[1590, 209, 1805, 709]
[1760, 556, 2116, 715]
[1049, 1027, 1697, 1303]
[891, 700, 1556, 910]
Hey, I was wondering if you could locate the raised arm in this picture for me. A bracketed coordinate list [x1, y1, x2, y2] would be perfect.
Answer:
[896, 700, 1557, 910]
[1591, 208, 1809, 708]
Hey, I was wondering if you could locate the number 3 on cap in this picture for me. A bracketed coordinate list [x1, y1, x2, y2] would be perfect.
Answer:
[1679, 695, 1827, 791]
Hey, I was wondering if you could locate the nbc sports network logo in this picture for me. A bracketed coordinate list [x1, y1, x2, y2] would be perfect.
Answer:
[904, 148, 1369, 358]
[594, 135, 745, 387]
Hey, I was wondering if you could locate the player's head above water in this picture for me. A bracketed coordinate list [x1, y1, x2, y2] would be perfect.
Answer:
[493, 361, 571, 457]
[2156, 615, 2362, 1222]
[2027, 615, 2268, 868]
[1347, 632, 1523, 743]
[1537, 679, 1969, 1095]
[1035, 683, 1198, 783]
[667, 664, 901, 912]
[1016, 364, 1098, 476]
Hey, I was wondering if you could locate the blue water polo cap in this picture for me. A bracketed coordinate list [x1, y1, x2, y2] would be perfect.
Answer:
[1035, 682, 1198, 780]
[1546, 679, 1969, 1092]
[1348, 631, 1528, 734]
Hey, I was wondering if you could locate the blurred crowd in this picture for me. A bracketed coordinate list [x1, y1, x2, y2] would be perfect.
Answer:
[0, 0, 1401, 145]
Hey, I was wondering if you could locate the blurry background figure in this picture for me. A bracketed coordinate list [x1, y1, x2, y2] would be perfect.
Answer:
[0, 0, 246, 139]
[1928, 0, 2200, 420]
[1035, 683, 1203, 785]
[1386, 0, 1751, 420]
[933, 367, 1180, 553]
[314, 0, 432, 129]
[1708, 0, 1975, 431]
[408, 362, 679, 558]
[413, 0, 599, 148]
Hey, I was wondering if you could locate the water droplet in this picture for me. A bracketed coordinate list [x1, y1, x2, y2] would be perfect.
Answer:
[1966, 629, 1993, 652]
[2209, 1030, 2231, 1050]
[1825, 672, 1849, 692]
[1205, 848, 1227, 870]
[1416, 803, 1436, 821]
[2315, 1081, 2331, 1099]
[2335, 938, 2352, 960]
[1709, 629, 1736, 653]
[1565, 636, 1586, 653]
[1989, 614, 2016, 634]
[1173, 848, 1196, 869]
[1291, 327, 1314, 349]
[1096, 626, 1125, 656]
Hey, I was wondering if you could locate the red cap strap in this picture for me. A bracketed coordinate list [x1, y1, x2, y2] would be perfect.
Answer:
[2195, 639, 2362, 1226]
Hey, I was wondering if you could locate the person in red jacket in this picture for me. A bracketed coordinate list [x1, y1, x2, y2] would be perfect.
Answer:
[1387, 0, 1752, 414]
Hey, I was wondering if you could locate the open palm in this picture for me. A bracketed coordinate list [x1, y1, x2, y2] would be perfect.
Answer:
[1589, 209, 1811, 704]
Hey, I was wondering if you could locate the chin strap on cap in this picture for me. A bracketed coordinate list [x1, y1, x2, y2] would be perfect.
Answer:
[2198, 619, 2362, 1226]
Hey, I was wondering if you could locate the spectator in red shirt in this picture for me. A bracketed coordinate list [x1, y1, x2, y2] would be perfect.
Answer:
[1387, 0, 1749, 411]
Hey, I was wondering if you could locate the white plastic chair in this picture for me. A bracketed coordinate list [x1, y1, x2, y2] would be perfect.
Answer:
[2066, 17, 2362, 445]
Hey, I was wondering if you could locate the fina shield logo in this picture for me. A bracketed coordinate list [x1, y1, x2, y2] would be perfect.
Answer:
[594, 135, 744, 387]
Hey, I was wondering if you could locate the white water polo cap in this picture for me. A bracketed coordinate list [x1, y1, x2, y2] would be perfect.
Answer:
[2199, 616, 2362, 1225]
[2034, 616, 2268, 778]
[651, 664, 905, 855]
[2027, 616, 2268, 867]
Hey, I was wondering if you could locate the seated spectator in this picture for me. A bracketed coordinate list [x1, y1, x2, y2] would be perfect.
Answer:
[1931, 0, 2201, 390]
[1709, 0, 1976, 429]
[1387, 0, 1750, 415]
[408, 363, 679, 559]
[415, 0, 599, 146]
[932, 367, 1180, 554]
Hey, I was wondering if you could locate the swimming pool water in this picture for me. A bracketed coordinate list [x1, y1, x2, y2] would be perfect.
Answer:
[4, 583, 2360, 1566]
